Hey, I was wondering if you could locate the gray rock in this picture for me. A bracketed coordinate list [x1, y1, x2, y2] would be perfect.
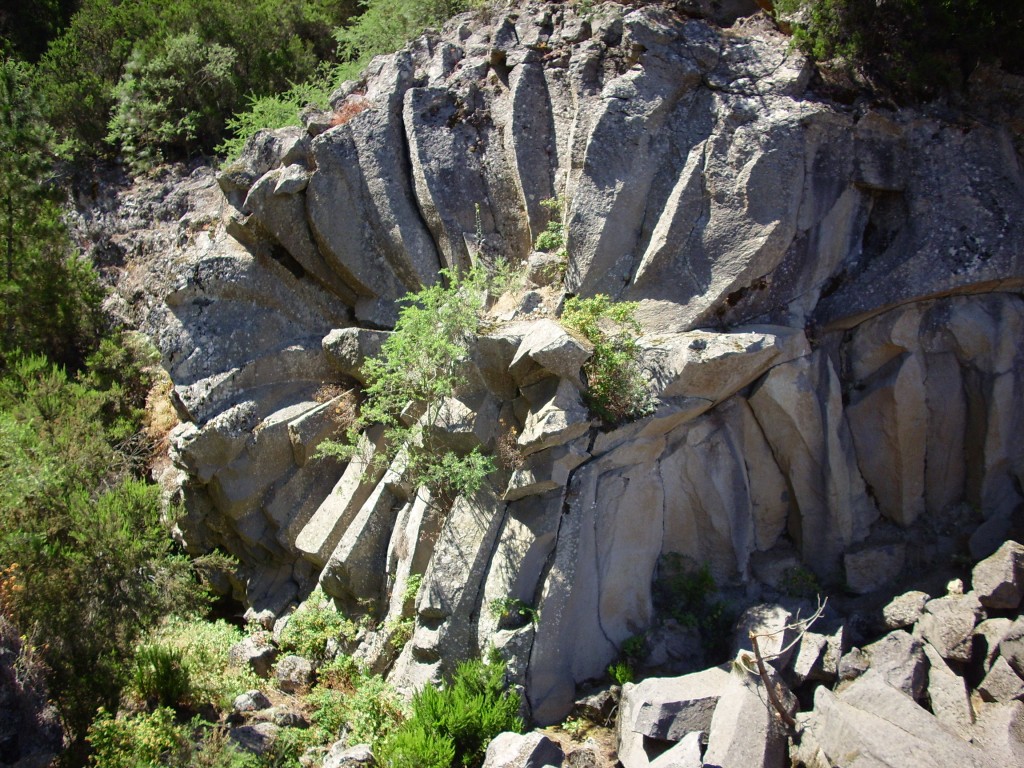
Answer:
[482, 731, 564, 768]
[882, 590, 930, 630]
[974, 618, 1014, 673]
[616, 666, 729, 768]
[972, 540, 1024, 610]
[573, 687, 620, 726]
[702, 660, 795, 768]
[843, 543, 906, 595]
[275, 655, 314, 693]
[732, 604, 797, 671]
[916, 592, 985, 664]
[641, 326, 809, 403]
[838, 648, 870, 682]
[323, 742, 374, 768]
[786, 631, 828, 686]
[508, 319, 592, 387]
[230, 722, 280, 755]
[978, 656, 1024, 703]
[517, 379, 593, 456]
[801, 672, 991, 768]
[648, 730, 703, 768]
[748, 352, 877, 577]
[968, 700, 1024, 767]
[862, 630, 927, 700]
[228, 636, 278, 679]
[922, 643, 974, 738]
[232, 689, 272, 713]
[322, 327, 390, 384]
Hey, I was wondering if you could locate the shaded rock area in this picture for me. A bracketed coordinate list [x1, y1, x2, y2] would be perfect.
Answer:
[84, 0, 1024, 732]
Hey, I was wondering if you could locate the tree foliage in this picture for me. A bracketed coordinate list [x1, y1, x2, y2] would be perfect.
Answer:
[0, 57, 104, 368]
[31, 0, 357, 158]
[776, 0, 1024, 99]
[0, 355, 205, 749]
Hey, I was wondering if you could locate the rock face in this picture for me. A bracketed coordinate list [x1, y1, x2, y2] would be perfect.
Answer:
[93, 1, 1024, 728]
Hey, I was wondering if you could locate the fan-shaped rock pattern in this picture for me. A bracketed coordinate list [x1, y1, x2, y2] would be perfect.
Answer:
[97, 2, 1024, 725]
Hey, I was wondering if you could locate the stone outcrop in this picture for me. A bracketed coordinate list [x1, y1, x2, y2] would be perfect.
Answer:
[90, 0, 1024, 731]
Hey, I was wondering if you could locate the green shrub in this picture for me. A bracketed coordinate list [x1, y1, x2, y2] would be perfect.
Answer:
[559, 295, 654, 424]
[106, 31, 238, 170]
[86, 707, 189, 768]
[308, 668, 405, 746]
[132, 643, 192, 709]
[377, 657, 523, 768]
[216, 68, 335, 163]
[317, 266, 498, 503]
[533, 197, 565, 254]
[147, 617, 261, 711]
[279, 588, 358, 665]
[607, 660, 634, 686]
[653, 557, 735, 664]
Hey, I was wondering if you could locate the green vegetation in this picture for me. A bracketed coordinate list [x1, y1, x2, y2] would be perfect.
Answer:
[137, 617, 262, 712]
[0, 57, 104, 368]
[489, 597, 539, 628]
[776, 0, 1024, 99]
[31, 0, 354, 160]
[607, 660, 635, 686]
[533, 197, 566, 254]
[653, 556, 735, 664]
[377, 657, 524, 768]
[278, 587, 359, 665]
[317, 266, 497, 502]
[559, 295, 654, 425]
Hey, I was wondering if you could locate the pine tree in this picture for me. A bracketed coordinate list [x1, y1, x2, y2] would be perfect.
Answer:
[0, 56, 102, 369]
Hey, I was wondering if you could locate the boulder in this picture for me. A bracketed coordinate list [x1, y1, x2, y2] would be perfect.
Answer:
[228, 636, 278, 679]
[861, 630, 927, 700]
[916, 592, 984, 664]
[968, 700, 1024, 766]
[922, 643, 974, 738]
[323, 742, 375, 768]
[974, 617, 1013, 673]
[508, 318, 592, 387]
[230, 722, 280, 755]
[322, 327, 390, 384]
[648, 730, 703, 768]
[232, 690, 272, 713]
[481, 731, 564, 768]
[843, 543, 906, 595]
[732, 604, 797, 671]
[616, 666, 729, 768]
[276, 655, 314, 693]
[702, 661, 795, 768]
[882, 590, 930, 630]
[800, 673, 991, 768]
[972, 540, 1024, 610]
[517, 379, 593, 456]
[641, 326, 809, 402]
[978, 656, 1024, 703]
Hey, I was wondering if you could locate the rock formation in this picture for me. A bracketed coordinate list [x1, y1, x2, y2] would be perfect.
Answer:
[89, 1, 1024, 727]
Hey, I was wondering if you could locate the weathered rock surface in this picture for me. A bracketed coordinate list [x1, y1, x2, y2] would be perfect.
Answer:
[88, 0, 1024, 732]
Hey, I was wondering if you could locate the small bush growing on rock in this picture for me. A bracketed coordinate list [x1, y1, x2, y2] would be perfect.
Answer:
[607, 660, 634, 686]
[317, 266, 498, 503]
[559, 295, 655, 424]
[534, 197, 566, 254]
[279, 588, 358, 665]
